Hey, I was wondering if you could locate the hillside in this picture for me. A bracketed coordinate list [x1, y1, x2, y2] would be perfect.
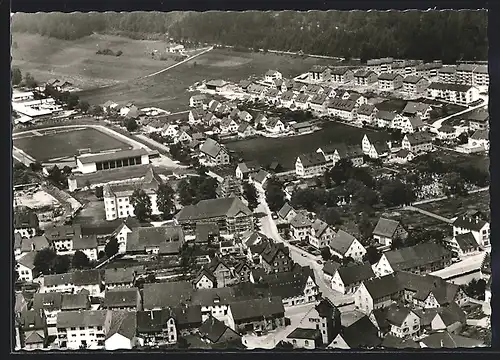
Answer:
[11, 10, 488, 63]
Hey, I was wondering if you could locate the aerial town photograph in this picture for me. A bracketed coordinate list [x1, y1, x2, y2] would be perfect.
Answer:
[11, 10, 491, 351]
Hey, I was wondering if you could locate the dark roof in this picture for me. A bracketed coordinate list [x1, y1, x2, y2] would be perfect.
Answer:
[404, 75, 425, 84]
[329, 230, 357, 256]
[436, 302, 466, 326]
[404, 132, 433, 145]
[454, 232, 479, 252]
[310, 94, 328, 105]
[287, 328, 321, 340]
[194, 267, 217, 285]
[315, 298, 340, 318]
[143, 281, 195, 309]
[280, 91, 295, 101]
[363, 273, 402, 300]
[105, 310, 137, 341]
[104, 287, 140, 308]
[322, 260, 341, 276]
[340, 316, 381, 348]
[32, 292, 63, 312]
[195, 223, 220, 243]
[297, 152, 328, 167]
[328, 98, 356, 112]
[61, 293, 90, 311]
[373, 303, 412, 328]
[453, 214, 488, 232]
[229, 296, 284, 322]
[378, 72, 402, 81]
[381, 334, 420, 349]
[252, 169, 270, 184]
[395, 271, 460, 306]
[278, 202, 295, 219]
[376, 110, 397, 121]
[354, 69, 376, 78]
[14, 210, 39, 229]
[73, 235, 98, 250]
[77, 149, 148, 165]
[200, 138, 224, 158]
[17, 310, 46, 331]
[420, 331, 484, 348]
[72, 269, 101, 286]
[175, 197, 252, 222]
[330, 67, 352, 75]
[312, 218, 330, 238]
[56, 310, 107, 328]
[126, 225, 184, 254]
[172, 305, 203, 327]
[260, 242, 291, 265]
[481, 253, 491, 275]
[136, 308, 174, 333]
[470, 129, 488, 140]
[428, 82, 474, 92]
[17, 251, 37, 270]
[290, 212, 313, 228]
[403, 101, 431, 115]
[255, 268, 314, 299]
[372, 218, 401, 238]
[104, 267, 136, 285]
[337, 262, 375, 286]
[383, 242, 452, 272]
[198, 316, 234, 343]
[357, 104, 376, 116]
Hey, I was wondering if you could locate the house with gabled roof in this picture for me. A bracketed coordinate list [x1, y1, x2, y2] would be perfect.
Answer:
[277, 202, 298, 223]
[393, 148, 415, 164]
[369, 303, 421, 339]
[309, 65, 331, 82]
[295, 152, 330, 178]
[452, 212, 490, 247]
[354, 70, 378, 86]
[311, 219, 335, 249]
[16, 309, 49, 350]
[279, 91, 296, 108]
[289, 212, 314, 242]
[329, 230, 366, 262]
[328, 315, 381, 349]
[125, 225, 184, 256]
[265, 69, 283, 83]
[235, 161, 260, 180]
[419, 330, 485, 348]
[297, 298, 341, 345]
[259, 242, 294, 274]
[219, 117, 239, 134]
[329, 262, 375, 295]
[445, 232, 480, 258]
[264, 117, 287, 133]
[285, 328, 322, 349]
[402, 101, 432, 120]
[348, 92, 367, 107]
[104, 267, 136, 289]
[265, 88, 281, 105]
[468, 129, 489, 152]
[193, 267, 217, 289]
[233, 260, 252, 283]
[372, 218, 408, 247]
[227, 296, 286, 334]
[357, 104, 378, 125]
[309, 94, 329, 114]
[249, 169, 270, 190]
[331, 68, 354, 84]
[104, 287, 142, 311]
[294, 93, 311, 110]
[403, 75, 430, 98]
[378, 72, 404, 91]
[327, 99, 357, 121]
[199, 138, 230, 166]
[429, 302, 466, 333]
[237, 122, 256, 138]
[198, 315, 242, 345]
[375, 110, 399, 128]
[136, 308, 178, 347]
[402, 132, 433, 154]
[426, 82, 480, 106]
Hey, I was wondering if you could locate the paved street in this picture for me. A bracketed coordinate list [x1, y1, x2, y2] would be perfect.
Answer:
[431, 94, 488, 129]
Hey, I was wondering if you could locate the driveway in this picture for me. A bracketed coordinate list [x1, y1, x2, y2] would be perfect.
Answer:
[431, 95, 489, 129]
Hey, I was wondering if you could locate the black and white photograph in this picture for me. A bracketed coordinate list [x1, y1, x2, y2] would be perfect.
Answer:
[11, 9, 491, 351]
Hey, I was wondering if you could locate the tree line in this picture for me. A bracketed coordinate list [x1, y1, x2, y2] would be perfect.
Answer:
[12, 11, 487, 63]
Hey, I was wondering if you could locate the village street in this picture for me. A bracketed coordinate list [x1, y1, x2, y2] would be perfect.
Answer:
[431, 93, 488, 129]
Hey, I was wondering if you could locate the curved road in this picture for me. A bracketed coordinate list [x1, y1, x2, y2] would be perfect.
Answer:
[431, 94, 488, 129]
[145, 46, 214, 78]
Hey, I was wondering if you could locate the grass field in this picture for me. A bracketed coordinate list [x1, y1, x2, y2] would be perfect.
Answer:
[433, 149, 490, 173]
[12, 32, 175, 88]
[225, 121, 390, 170]
[13, 128, 132, 162]
[77, 48, 339, 111]
[415, 191, 490, 219]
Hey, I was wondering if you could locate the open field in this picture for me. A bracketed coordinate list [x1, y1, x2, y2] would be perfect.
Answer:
[225, 121, 390, 170]
[13, 127, 132, 162]
[77, 48, 339, 111]
[12, 33, 176, 88]
[415, 191, 490, 220]
[433, 149, 490, 173]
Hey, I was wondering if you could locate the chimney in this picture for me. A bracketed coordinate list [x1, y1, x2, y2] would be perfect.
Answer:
[440, 339, 444, 347]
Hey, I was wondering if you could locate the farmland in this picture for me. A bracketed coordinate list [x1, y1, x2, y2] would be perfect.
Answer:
[13, 128, 132, 162]
[415, 190, 490, 220]
[77, 48, 340, 111]
[12, 32, 177, 88]
[225, 121, 390, 170]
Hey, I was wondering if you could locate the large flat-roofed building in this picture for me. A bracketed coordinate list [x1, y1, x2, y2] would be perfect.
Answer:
[76, 149, 150, 174]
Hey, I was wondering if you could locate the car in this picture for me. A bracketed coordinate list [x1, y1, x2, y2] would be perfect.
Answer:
[271, 212, 278, 220]
[316, 260, 323, 265]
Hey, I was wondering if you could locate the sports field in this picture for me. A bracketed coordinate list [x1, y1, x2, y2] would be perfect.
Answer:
[13, 128, 132, 162]
[225, 122, 390, 170]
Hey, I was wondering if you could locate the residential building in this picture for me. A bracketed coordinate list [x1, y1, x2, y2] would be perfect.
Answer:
[198, 315, 242, 345]
[456, 64, 489, 87]
[357, 104, 378, 124]
[348, 93, 368, 107]
[372, 242, 453, 277]
[264, 117, 287, 133]
[309, 65, 331, 82]
[467, 109, 489, 131]
[206, 79, 229, 92]
[393, 149, 415, 164]
[41, 269, 103, 296]
[366, 58, 393, 74]
[249, 169, 270, 190]
[429, 302, 467, 333]
[309, 94, 329, 114]
[44, 224, 81, 255]
[402, 101, 432, 120]
[426, 83, 480, 106]
[104, 267, 136, 289]
[328, 230, 366, 262]
[354, 70, 378, 86]
[327, 99, 357, 121]
[290, 212, 313, 242]
[452, 213, 490, 247]
[125, 225, 185, 256]
[195, 223, 220, 245]
[189, 94, 207, 108]
[311, 219, 335, 249]
[295, 152, 330, 178]
[277, 202, 298, 223]
[199, 138, 231, 166]
[328, 316, 381, 349]
[370, 303, 421, 339]
[330, 262, 375, 295]
[330, 68, 354, 84]
[219, 118, 239, 134]
[103, 287, 142, 311]
[237, 122, 256, 138]
[402, 76, 430, 97]
[468, 129, 489, 152]
[297, 298, 341, 345]
[216, 176, 242, 199]
[264, 70, 283, 83]
[174, 197, 254, 235]
[235, 161, 260, 180]
[280, 91, 296, 108]
[136, 308, 178, 347]
[402, 132, 433, 154]
[16, 310, 48, 350]
[265, 88, 281, 105]
[378, 73, 404, 91]
[259, 242, 294, 274]
[294, 94, 311, 110]
[16, 251, 37, 282]
[227, 296, 285, 334]
[372, 218, 408, 247]
[76, 149, 150, 174]
[14, 209, 39, 239]
[438, 67, 457, 83]
[290, 121, 315, 135]
[285, 328, 322, 349]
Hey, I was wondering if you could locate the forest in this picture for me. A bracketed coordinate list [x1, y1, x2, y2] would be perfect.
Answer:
[11, 10, 488, 63]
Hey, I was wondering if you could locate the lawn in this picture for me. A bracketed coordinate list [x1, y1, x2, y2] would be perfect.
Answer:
[77, 48, 339, 112]
[433, 149, 490, 173]
[12, 32, 175, 88]
[13, 127, 132, 162]
[225, 121, 390, 170]
[415, 191, 490, 220]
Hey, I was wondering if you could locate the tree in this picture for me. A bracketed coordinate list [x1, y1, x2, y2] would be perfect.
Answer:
[442, 172, 468, 197]
[12, 67, 22, 86]
[179, 243, 195, 274]
[24, 72, 37, 88]
[242, 181, 258, 211]
[97, 251, 106, 259]
[105, 237, 120, 258]
[391, 235, 404, 250]
[363, 245, 382, 265]
[72, 250, 90, 269]
[462, 278, 486, 300]
[54, 255, 71, 274]
[380, 179, 416, 207]
[33, 248, 57, 275]
[156, 183, 176, 219]
[66, 93, 80, 109]
[320, 247, 332, 261]
[95, 186, 104, 199]
[177, 179, 194, 206]
[78, 100, 90, 113]
[265, 177, 286, 212]
[318, 207, 343, 226]
[130, 189, 152, 221]
[125, 118, 139, 132]
[29, 161, 43, 172]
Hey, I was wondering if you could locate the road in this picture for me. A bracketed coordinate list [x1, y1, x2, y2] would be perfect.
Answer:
[431, 94, 488, 129]
[256, 190, 354, 308]
[144, 46, 214, 78]
[402, 205, 453, 224]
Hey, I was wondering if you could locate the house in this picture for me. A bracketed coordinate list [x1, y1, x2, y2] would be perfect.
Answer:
[329, 230, 366, 262]
[219, 117, 239, 134]
[125, 225, 184, 256]
[14, 209, 39, 238]
[366, 141, 390, 160]
[291, 121, 315, 134]
[446, 232, 481, 258]
[189, 108, 205, 123]
[330, 68, 354, 84]
[290, 212, 313, 242]
[16, 310, 48, 350]
[249, 169, 270, 189]
[426, 83, 480, 106]
[205, 80, 229, 92]
[227, 296, 286, 334]
[237, 122, 256, 138]
[311, 219, 335, 249]
[466, 108, 489, 131]
[233, 260, 252, 282]
[199, 138, 230, 166]
[109, 217, 143, 254]
[391, 114, 425, 134]
[322, 86, 336, 98]
[370, 303, 421, 339]
[216, 176, 242, 199]
[190, 94, 207, 108]
[309, 94, 329, 114]
[372, 218, 408, 247]
[372, 242, 453, 277]
[468, 129, 489, 151]
[193, 268, 217, 289]
[430, 302, 466, 333]
[195, 223, 220, 244]
[219, 239, 241, 256]
[198, 315, 242, 345]
[265, 69, 283, 83]
[438, 66, 457, 83]
[357, 104, 378, 124]
[374, 110, 397, 128]
[174, 197, 254, 235]
[294, 93, 311, 110]
[235, 161, 260, 180]
[277, 202, 298, 223]
[354, 70, 378, 86]
[208, 100, 222, 113]
[402, 76, 430, 97]
[16, 251, 37, 282]
[285, 328, 322, 349]
[402, 101, 432, 120]
[436, 125, 458, 140]
[136, 309, 178, 347]
[296, 298, 341, 345]
[247, 83, 267, 101]
[330, 262, 375, 295]
[452, 213, 490, 247]
[264, 117, 287, 133]
[378, 73, 404, 91]
[104, 267, 136, 289]
[259, 242, 294, 274]
[456, 64, 489, 87]
[327, 99, 357, 121]
[104, 287, 142, 311]
[73, 235, 98, 261]
[265, 88, 281, 105]
[322, 260, 342, 284]
[402, 132, 433, 154]
[328, 316, 381, 349]
[205, 257, 235, 288]
[309, 65, 331, 82]
[348, 93, 368, 107]
[295, 152, 330, 178]
[393, 149, 415, 164]
[366, 57, 394, 74]
[419, 331, 485, 348]
[280, 91, 296, 108]
[354, 273, 403, 314]
[316, 144, 337, 162]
